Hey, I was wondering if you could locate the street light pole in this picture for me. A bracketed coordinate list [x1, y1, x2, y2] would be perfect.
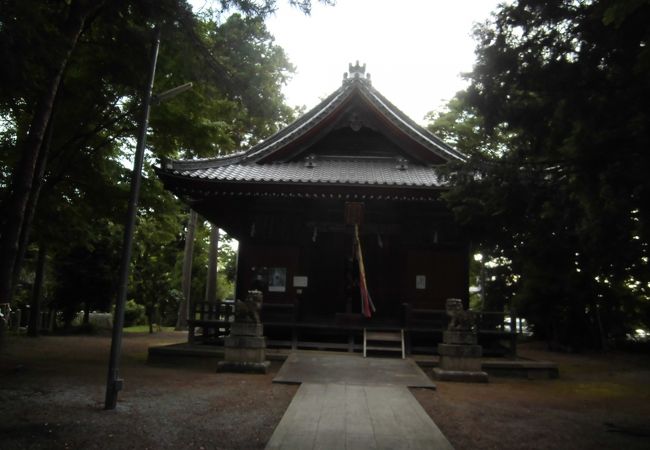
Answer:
[104, 27, 161, 410]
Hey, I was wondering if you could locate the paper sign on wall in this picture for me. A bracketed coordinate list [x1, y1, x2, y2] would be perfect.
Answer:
[293, 276, 308, 288]
[416, 275, 426, 290]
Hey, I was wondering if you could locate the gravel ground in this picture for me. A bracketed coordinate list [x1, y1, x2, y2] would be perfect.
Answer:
[414, 343, 650, 450]
[0, 332, 296, 450]
[1, 333, 649, 449]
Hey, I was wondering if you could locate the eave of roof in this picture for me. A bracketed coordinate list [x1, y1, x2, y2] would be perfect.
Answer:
[162, 159, 448, 188]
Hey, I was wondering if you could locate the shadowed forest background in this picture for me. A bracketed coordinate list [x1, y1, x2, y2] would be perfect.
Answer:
[1, 0, 648, 350]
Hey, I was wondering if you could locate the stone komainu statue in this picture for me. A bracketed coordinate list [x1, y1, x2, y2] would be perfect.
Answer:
[235, 290, 262, 323]
[446, 298, 475, 331]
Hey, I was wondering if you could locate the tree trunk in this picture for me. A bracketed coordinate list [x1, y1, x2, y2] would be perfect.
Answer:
[147, 305, 154, 334]
[205, 224, 219, 303]
[27, 243, 47, 337]
[0, 0, 103, 306]
[12, 103, 57, 298]
[175, 210, 197, 330]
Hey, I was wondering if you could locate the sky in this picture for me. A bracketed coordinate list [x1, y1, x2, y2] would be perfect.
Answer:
[264, 0, 502, 124]
[191, 0, 503, 124]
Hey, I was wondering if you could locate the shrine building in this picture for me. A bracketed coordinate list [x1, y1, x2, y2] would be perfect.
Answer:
[156, 63, 492, 353]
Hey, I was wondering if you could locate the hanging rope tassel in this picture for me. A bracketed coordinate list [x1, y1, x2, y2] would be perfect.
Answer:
[355, 225, 376, 318]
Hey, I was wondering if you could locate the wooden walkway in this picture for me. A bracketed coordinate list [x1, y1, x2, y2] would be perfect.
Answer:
[273, 352, 435, 388]
[266, 383, 453, 449]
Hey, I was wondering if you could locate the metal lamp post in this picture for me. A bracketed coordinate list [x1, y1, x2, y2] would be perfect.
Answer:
[104, 28, 192, 410]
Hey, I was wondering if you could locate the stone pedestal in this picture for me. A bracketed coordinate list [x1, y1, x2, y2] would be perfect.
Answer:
[434, 330, 488, 383]
[216, 321, 270, 374]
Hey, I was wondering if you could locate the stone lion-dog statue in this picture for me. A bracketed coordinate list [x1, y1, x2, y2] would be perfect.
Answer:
[446, 298, 475, 331]
[235, 290, 263, 323]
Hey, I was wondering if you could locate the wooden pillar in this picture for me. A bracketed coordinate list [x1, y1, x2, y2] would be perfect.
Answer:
[205, 225, 219, 303]
[402, 302, 412, 355]
[347, 330, 354, 353]
[176, 210, 197, 331]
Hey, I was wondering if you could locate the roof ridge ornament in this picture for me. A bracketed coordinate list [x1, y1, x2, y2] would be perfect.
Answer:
[395, 156, 409, 171]
[343, 60, 371, 86]
[304, 154, 317, 168]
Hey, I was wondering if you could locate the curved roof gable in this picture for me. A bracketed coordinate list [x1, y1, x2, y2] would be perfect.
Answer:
[165, 63, 465, 173]
[245, 62, 466, 165]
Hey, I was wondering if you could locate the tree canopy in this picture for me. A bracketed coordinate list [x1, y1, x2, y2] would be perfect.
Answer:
[429, 0, 650, 349]
[0, 0, 325, 331]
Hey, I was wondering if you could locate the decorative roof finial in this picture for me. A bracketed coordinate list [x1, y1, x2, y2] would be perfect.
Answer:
[343, 61, 372, 86]
[349, 60, 366, 77]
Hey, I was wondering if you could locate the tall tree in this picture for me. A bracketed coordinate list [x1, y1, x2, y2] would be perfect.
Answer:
[0, 0, 105, 306]
[429, 0, 650, 348]
[0, 0, 330, 311]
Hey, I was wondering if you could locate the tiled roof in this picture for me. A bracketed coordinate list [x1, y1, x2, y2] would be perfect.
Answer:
[238, 70, 466, 164]
[164, 67, 466, 174]
[159, 64, 465, 198]
[171, 159, 446, 188]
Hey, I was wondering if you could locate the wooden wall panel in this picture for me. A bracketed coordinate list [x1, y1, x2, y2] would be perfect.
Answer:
[402, 248, 469, 310]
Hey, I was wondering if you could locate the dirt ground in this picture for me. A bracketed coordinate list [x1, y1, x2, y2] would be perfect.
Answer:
[1, 333, 649, 450]
[414, 342, 650, 450]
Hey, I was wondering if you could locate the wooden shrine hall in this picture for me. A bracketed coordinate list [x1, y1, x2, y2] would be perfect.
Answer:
[157, 63, 517, 355]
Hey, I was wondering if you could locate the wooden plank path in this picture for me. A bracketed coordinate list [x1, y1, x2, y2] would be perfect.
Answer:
[273, 352, 435, 388]
[266, 383, 454, 450]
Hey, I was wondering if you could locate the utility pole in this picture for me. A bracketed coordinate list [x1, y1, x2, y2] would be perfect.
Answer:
[104, 27, 161, 410]
[104, 27, 193, 410]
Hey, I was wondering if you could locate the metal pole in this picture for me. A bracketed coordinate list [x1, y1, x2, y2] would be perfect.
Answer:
[105, 27, 161, 410]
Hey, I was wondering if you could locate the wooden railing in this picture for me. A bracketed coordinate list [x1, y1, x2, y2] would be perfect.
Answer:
[187, 301, 235, 344]
[187, 299, 521, 356]
[402, 304, 519, 356]
[188, 300, 298, 344]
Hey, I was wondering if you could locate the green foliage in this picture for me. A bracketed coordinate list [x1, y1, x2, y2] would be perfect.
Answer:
[123, 299, 146, 327]
[218, 233, 238, 284]
[0, 0, 319, 327]
[429, 0, 650, 349]
[50, 222, 121, 326]
[148, 12, 296, 157]
[217, 272, 235, 301]
[124, 324, 174, 333]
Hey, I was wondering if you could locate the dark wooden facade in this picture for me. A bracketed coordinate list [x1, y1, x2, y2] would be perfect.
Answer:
[158, 63, 475, 342]
[231, 198, 469, 321]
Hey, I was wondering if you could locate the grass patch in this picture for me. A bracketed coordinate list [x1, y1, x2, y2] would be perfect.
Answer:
[124, 325, 175, 333]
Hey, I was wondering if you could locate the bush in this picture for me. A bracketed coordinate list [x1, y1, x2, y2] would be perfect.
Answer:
[123, 300, 146, 327]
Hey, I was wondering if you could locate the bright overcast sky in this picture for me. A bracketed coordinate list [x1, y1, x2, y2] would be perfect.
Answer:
[265, 0, 502, 124]
[192, 0, 503, 125]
